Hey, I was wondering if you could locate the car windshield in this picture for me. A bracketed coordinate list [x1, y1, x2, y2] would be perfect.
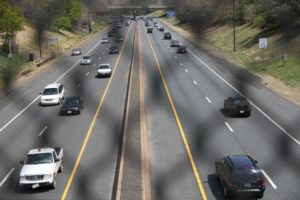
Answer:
[83, 56, 90, 59]
[64, 98, 80, 105]
[233, 99, 248, 106]
[26, 153, 53, 164]
[42, 88, 58, 95]
[99, 65, 109, 69]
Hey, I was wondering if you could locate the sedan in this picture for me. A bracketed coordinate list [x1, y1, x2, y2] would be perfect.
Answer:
[71, 48, 82, 56]
[224, 97, 251, 117]
[101, 37, 109, 44]
[97, 64, 112, 77]
[80, 56, 92, 65]
[116, 35, 123, 42]
[215, 155, 265, 199]
[177, 45, 187, 53]
[164, 32, 172, 40]
[60, 97, 83, 115]
[159, 26, 164, 31]
[171, 39, 180, 47]
[109, 45, 119, 54]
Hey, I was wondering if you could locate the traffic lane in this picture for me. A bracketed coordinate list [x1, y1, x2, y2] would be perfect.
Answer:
[139, 21, 203, 200]
[153, 28, 300, 199]
[147, 25, 251, 200]
[147, 23, 291, 199]
[0, 29, 111, 133]
[2, 27, 127, 198]
[0, 50, 117, 199]
[58, 23, 136, 200]
[158, 19, 300, 140]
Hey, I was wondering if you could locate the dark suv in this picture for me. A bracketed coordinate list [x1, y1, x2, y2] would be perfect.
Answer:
[224, 97, 251, 117]
[164, 32, 172, 40]
[215, 155, 266, 199]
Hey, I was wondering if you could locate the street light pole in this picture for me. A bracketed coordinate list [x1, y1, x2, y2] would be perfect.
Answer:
[232, 0, 236, 52]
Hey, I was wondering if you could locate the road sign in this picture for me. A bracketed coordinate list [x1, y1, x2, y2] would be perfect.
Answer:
[167, 10, 176, 17]
[259, 38, 267, 49]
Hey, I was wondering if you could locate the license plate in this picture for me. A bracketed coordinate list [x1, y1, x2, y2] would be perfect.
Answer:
[240, 111, 245, 113]
[67, 111, 72, 114]
[32, 183, 39, 189]
[244, 183, 251, 187]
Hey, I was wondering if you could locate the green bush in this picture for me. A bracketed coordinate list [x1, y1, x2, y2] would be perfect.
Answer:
[252, 15, 266, 28]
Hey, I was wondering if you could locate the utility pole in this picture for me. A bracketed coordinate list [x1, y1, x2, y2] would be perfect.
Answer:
[232, 0, 236, 52]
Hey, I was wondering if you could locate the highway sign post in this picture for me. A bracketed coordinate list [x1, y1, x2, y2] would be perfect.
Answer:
[259, 38, 267, 62]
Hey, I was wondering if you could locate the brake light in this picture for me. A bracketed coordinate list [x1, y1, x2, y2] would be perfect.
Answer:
[260, 179, 266, 187]
[227, 179, 236, 187]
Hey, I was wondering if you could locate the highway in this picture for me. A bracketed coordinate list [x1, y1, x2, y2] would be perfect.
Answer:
[0, 17, 298, 200]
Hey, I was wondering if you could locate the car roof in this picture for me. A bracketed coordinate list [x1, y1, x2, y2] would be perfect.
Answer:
[44, 83, 61, 89]
[99, 63, 110, 66]
[65, 96, 81, 100]
[28, 148, 54, 155]
[227, 155, 256, 169]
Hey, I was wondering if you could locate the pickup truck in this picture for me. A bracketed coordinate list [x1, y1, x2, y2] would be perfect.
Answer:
[19, 147, 63, 189]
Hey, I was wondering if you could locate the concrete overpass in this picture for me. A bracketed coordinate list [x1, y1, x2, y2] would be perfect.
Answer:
[108, 4, 167, 11]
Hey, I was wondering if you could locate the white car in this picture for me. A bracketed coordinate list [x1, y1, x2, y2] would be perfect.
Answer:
[97, 64, 112, 77]
[71, 48, 82, 56]
[81, 56, 92, 65]
[101, 37, 109, 44]
[19, 147, 63, 189]
[40, 83, 64, 105]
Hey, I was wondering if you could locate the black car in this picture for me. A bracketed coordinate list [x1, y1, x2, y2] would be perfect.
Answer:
[60, 97, 83, 115]
[107, 31, 114, 37]
[147, 27, 153, 33]
[109, 45, 118, 54]
[215, 155, 266, 199]
[159, 26, 164, 31]
[224, 97, 251, 117]
[116, 35, 123, 42]
[164, 32, 172, 40]
[177, 45, 187, 53]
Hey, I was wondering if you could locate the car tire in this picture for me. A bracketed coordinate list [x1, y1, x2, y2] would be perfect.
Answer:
[58, 163, 63, 173]
[228, 110, 233, 117]
[224, 186, 231, 199]
[50, 179, 56, 189]
[257, 192, 264, 199]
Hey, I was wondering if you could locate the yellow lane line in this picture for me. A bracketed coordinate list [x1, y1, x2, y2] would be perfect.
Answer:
[60, 25, 133, 200]
[140, 22, 151, 200]
[144, 27, 208, 200]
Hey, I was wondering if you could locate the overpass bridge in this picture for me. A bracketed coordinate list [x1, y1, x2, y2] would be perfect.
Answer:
[108, 4, 167, 11]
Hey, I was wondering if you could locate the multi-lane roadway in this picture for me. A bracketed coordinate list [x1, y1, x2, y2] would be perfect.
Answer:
[0, 18, 298, 200]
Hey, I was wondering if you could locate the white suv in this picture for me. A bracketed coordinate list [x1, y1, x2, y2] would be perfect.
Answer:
[40, 83, 64, 105]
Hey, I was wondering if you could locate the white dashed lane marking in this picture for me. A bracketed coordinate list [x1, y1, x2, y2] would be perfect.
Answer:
[225, 122, 234, 132]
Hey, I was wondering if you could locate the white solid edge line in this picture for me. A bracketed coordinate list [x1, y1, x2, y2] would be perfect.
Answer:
[0, 41, 101, 133]
[0, 168, 15, 187]
[261, 170, 278, 190]
[205, 97, 211, 104]
[189, 50, 300, 146]
[38, 125, 48, 136]
[225, 122, 234, 132]
[193, 80, 198, 85]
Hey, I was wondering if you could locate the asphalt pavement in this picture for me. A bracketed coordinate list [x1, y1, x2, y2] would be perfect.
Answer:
[0, 17, 298, 200]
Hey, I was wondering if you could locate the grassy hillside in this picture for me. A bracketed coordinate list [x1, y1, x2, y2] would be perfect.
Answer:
[164, 17, 300, 88]
[0, 21, 107, 92]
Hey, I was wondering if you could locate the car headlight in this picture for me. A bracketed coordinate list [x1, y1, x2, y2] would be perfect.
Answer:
[19, 176, 26, 181]
[44, 174, 53, 180]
